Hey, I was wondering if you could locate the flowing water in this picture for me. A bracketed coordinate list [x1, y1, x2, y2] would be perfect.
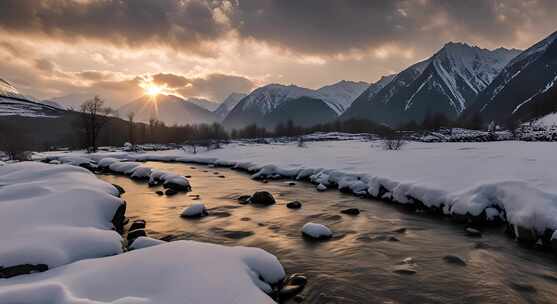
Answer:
[99, 162, 557, 304]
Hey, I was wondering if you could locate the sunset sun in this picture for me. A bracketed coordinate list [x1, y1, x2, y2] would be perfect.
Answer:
[144, 84, 163, 97]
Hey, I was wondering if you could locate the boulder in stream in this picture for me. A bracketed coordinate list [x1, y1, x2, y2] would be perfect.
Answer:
[340, 208, 360, 215]
[302, 222, 332, 240]
[287, 201, 302, 209]
[181, 203, 209, 218]
[249, 191, 276, 206]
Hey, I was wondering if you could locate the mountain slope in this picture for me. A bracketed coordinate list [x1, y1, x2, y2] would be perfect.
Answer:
[342, 43, 520, 125]
[214, 93, 247, 119]
[222, 84, 328, 129]
[188, 98, 220, 112]
[465, 31, 557, 122]
[118, 95, 218, 125]
[264, 97, 339, 128]
[0, 78, 65, 118]
[316, 80, 370, 113]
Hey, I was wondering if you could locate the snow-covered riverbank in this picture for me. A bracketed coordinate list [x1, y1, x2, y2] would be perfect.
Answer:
[0, 162, 286, 303]
[41, 140, 557, 245]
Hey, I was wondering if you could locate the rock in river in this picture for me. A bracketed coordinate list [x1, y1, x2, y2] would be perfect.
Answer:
[181, 203, 209, 218]
[302, 222, 333, 240]
[340, 208, 360, 215]
[287, 201, 302, 209]
[249, 191, 276, 206]
[443, 255, 467, 266]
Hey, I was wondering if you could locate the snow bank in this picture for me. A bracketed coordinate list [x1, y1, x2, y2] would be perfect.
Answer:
[302, 223, 333, 239]
[0, 241, 285, 304]
[0, 162, 124, 270]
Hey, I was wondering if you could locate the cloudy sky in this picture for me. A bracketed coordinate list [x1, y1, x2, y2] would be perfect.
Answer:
[1, 0, 556, 106]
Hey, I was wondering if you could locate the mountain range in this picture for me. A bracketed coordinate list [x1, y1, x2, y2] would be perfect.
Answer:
[222, 80, 372, 129]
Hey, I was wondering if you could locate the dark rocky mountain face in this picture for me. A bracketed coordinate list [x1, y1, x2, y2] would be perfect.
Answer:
[465, 31, 557, 123]
[264, 97, 338, 128]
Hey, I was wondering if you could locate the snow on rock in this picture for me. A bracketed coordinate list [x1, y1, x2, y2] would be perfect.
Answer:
[0, 240, 286, 304]
[109, 161, 142, 175]
[130, 166, 152, 179]
[316, 184, 327, 191]
[181, 203, 208, 218]
[0, 162, 123, 271]
[128, 236, 166, 250]
[302, 223, 333, 239]
[97, 157, 121, 168]
[57, 156, 94, 167]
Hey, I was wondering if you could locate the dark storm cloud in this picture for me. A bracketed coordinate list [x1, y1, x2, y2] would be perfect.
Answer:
[232, 0, 557, 54]
[0, 0, 227, 53]
[1, 0, 556, 56]
[152, 73, 255, 101]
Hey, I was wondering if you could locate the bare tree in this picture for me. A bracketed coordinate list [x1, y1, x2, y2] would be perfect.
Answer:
[79, 96, 113, 152]
[381, 129, 406, 151]
[0, 122, 30, 160]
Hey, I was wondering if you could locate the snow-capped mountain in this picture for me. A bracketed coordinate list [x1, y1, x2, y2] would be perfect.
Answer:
[187, 98, 221, 112]
[118, 94, 218, 125]
[465, 31, 557, 122]
[214, 93, 246, 119]
[342, 43, 521, 125]
[0, 78, 64, 118]
[222, 80, 385, 129]
[316, 80, 370, 113]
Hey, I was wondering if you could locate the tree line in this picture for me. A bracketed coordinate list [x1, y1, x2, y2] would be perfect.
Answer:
[1, 95, 522, 159]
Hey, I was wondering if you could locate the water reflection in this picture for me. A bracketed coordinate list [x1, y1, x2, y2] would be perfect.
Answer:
[99, 162, 557, 304]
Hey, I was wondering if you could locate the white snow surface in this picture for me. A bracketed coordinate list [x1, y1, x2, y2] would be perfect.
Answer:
[302, 222, 333, 239]
[536, 112, 557, 127]
[0, 240, 285, 304]
[0, 162, 123, 269]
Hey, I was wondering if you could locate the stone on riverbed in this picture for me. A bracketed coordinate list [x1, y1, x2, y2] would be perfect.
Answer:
[443, 255, 467, 266]
[465, 227, 482, 237]
[156, 190, 164, 196]
[249, 191, 276, 206]
[181, 203, 209, 218]
[127, 229, 147, 243]
[287, 201, 302, 209]
[165, 188, 178, 196]
[129, 219, 146, 231]
[340, 208, 360, 215]
[238, 195, 251, 204]
[302, 222, 332, 240]
[316, 184, 327, 191]
[278, 273, 307, 301]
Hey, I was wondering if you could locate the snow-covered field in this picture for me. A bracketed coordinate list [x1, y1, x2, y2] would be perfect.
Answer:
[0, 162, 123, 270]
[0, 241, 285, 304]
[0, 162, 287, 303]
[41, 140, 557, 242]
